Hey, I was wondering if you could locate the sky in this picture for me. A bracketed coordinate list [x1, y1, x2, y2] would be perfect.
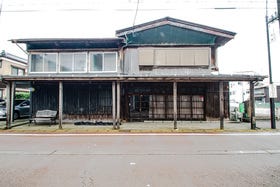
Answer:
[0, 0, 279, 82]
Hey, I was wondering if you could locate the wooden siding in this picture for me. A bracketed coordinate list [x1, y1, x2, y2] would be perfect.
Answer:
[138, 47, 210, 67]
[122, 82, 227, 121]
[205, 82, 229, 119]
[31, 82, 112, 120]
[31, 81, 228, 121]
[31, 82, 59, 114]
[63, 82, 112, 120]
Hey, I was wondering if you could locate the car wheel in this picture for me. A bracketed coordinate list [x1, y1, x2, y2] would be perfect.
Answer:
[13, 112, 19, 120]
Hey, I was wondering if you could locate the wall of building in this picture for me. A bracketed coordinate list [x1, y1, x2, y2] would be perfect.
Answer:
[31, 81, 228, 122]
[0, 58, 26, 76]
[31, 81, 112, 121]
[123, 47, 212, 76]
[0, 56, 27, 99]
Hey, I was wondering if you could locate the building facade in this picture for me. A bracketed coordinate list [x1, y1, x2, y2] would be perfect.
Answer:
[0, 50, 27, 99]
[255, 83, 280, 103]
[2, 17, 265, 129]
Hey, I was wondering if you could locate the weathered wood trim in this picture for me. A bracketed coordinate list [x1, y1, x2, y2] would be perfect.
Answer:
[5, 82, 11, 129]
[117, 81, 121, 129]
[2, 74, 266, 82]
[11, 82, 15, 122]
[219, 81, 224, 129]
[112, 81, 116, 129]
[173, 81, 178, 129]
[250, 81, 256, 129]
[58, 81, 63, 129]
[116, 19, 235, 39]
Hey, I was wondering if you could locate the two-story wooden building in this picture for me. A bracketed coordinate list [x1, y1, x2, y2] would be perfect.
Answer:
[2, 17, 265, 129]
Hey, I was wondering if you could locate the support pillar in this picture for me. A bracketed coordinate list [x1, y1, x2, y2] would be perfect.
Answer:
[112, 82, 116, 129]
[58, 81, 63, 129]
[10, 82, 15, 122]
[173, 82, 177, 129]
[219, 81, 224, 130]
[116, 81, 121, 129]
[250, 81, 256, 129]
[5, 82, 12, 129]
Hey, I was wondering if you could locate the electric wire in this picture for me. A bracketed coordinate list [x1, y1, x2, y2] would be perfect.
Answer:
[1, 0, 277, 13]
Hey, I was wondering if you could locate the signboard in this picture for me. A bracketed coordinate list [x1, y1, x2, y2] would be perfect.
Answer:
[269, 84, 277, 98]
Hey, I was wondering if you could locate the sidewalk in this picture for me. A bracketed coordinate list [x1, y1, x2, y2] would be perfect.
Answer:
[1, 119, 280, 133]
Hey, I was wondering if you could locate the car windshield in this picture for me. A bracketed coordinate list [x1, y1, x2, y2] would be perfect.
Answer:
[14, 100, 25, 105]
[0, 100, 29, 108]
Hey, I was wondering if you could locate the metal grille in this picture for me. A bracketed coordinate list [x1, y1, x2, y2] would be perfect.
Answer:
[128, 94, 205, 121]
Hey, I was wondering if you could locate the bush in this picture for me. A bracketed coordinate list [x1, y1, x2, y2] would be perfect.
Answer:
[15, 92, 30, 100]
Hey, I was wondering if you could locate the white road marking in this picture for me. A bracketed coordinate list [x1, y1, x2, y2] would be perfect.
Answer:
[1, 150, 280, 155]
[1, 132, 280, 136]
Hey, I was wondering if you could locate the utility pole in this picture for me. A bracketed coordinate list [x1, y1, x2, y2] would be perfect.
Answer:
[266, 0, 277, 129]
[0, 0, 3, 17]
[278, 0, 280, 31]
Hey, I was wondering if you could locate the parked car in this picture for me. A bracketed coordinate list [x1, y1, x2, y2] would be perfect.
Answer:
[0, 99, 30, 120]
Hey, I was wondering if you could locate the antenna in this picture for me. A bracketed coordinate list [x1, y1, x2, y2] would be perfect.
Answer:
[132, 0, 140, 35]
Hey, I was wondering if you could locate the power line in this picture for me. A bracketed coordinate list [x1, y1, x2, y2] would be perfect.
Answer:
[1, 0, 277, 13]
[1, 7, 277, 13]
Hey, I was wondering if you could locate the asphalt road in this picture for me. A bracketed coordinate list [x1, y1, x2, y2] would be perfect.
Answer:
[0, 133, 280, 187]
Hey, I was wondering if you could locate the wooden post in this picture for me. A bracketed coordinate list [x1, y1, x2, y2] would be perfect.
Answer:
[173, 82, 178, 129]
[250, 81, 256, 129]
[5, 82, 11, 129]
[219, 81, 224, 130]
[10, 82, 15, 122]
[58, 81, 63, 129]
[117, 81, 120, 129]
[112, 82, 116, 129]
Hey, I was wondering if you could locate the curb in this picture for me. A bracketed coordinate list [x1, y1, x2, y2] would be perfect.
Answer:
[1, 128, 279, 134]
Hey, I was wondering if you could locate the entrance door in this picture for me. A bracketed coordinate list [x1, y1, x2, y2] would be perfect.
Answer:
[128, 94, 149, 121]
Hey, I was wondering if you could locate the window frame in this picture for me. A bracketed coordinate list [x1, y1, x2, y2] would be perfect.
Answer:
[89, 52, 117, 73]
[59, 52, 87, 73]
[29, 51, 118, 74]
[11, 65, 25, 75]
[29, 53, 58, 73]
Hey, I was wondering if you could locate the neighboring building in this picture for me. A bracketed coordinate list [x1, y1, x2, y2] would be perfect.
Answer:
[229, 81, 249, 104]
[0, 50, 27, 99]
[2, 17, 265, 128]
[255, 83, 280, 103]
[230, 81, 280, 105]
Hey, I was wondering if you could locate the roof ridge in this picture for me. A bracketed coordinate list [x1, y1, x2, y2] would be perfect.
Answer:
[116, 16, 236, 37]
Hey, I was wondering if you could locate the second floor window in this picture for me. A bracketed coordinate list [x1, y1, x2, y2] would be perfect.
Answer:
[60, 53, 86, 72]
[90, 52, 117, 72]
[11, 66, 25, 75]
[30, 53, 57, 73]
[29, 52, 117, 73]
